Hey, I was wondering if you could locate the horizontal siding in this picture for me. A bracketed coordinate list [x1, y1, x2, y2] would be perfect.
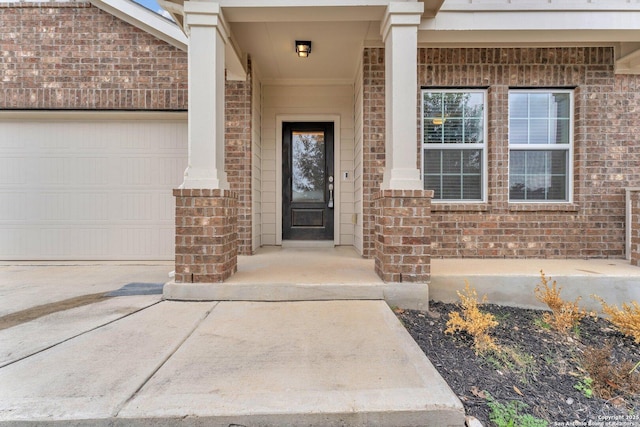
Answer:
[261, 84, 355, 246]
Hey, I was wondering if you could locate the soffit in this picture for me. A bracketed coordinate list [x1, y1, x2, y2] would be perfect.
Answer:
[231, 21, 375, 84]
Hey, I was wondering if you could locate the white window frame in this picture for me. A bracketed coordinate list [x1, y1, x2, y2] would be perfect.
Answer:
[508, 89, 574, 203]
[421, 89, 488, 203]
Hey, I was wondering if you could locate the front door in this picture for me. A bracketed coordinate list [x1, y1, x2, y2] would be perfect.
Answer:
[282, 122, 334, 240]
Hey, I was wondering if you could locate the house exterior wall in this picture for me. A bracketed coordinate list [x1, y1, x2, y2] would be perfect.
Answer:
[362, 48, 386, 257]
[362, 46, 640, 259]
[225, 61, 253, 255]
[1, 2, 255, 256]
[260, 84, 355, 246]
[0, 1, 188, 110]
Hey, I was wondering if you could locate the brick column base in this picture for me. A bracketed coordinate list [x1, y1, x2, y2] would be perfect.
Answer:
[374, 189, 433, 283]
[629, 189, 640, 267]
[174, 189, 238, 283]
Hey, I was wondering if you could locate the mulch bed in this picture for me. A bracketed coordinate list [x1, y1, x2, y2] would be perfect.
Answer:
[397, 301, 640, 426]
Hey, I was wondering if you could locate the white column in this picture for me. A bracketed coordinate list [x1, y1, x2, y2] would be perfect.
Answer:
[181, 1, 229, 190]
[380, 2, 424, 190]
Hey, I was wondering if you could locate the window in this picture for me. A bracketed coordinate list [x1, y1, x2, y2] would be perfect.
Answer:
[508, 90, 573, 202]
[422, 90, 487, 201]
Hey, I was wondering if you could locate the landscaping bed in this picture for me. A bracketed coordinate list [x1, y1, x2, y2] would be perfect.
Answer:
[397, 301, 640, 426]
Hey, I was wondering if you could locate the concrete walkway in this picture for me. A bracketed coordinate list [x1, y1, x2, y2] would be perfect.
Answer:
[2, 250, 638, 425]
[0, 262, 465, 426]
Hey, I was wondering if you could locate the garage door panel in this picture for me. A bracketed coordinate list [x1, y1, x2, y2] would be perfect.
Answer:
[0, 158, 26, 184]
[41, 228, 110, 258]
[0, 193, 29, 221]
[0, 114, 187, 260]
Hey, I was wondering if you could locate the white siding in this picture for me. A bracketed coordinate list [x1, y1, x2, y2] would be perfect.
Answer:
[354, 57, 364, 255]
[0, 112, 187, 260]
[261, 84, 355, 246]
[252, 72, 263, 252]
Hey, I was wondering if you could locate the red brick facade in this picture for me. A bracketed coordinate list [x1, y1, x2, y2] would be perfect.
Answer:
[0, 2, 188, 110]
[374, 190, 433, 282]
[174, 189, 238, 283]
[362, 48, 386, 258]
[363, 47, 640, 260]
[225, 62, 253, 255]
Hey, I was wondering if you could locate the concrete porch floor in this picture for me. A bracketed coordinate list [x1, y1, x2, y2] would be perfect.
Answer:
[164, 246, 430, 310]
[166, 246, 640, 313]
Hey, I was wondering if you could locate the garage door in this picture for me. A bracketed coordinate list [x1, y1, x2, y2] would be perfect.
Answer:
[0, 112, 187, 260]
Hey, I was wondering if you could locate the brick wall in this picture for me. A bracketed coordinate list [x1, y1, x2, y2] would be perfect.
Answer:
[225, 61, 253, 255]
[0, 1, 188, 110]
[362, 48, 386, 257]
[374, 190, 433, 282]
[174, 189, 238, 283]
[362, 47, 640, 259]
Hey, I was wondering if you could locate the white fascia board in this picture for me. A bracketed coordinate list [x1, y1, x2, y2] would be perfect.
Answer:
[220, 1, 390, 23]
[418, 30, 640, 45]
[420, 11, 640, 32]
[440, 0, 640, 12]
[90, 0, 188, 51]
[218, 0, 391, 7]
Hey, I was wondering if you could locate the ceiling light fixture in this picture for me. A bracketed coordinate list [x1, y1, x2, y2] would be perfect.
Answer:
[295, 40, 312, 58]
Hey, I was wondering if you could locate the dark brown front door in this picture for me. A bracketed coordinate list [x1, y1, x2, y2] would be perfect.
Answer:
[282, 122, 334, 240]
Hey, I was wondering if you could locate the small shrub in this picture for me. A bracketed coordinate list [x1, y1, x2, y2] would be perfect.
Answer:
[445, 283, 499, 354]
[593, 296, 640, 344]
[486, 393, 548, 427]
[534, 270, 585, 334]
[574, 376, 594, 398]
[582, 344, 640, 400]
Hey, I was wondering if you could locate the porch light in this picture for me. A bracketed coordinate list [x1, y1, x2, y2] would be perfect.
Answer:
[295, 40, 312, 58]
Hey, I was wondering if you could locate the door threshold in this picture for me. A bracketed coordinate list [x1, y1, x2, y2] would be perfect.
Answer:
[281, 240, 335, 249]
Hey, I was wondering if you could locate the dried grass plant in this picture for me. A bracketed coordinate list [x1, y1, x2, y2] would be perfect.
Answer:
[534, 270, 586, 334]
[593, 296, 640, 344]
[445, 283, 500, 355]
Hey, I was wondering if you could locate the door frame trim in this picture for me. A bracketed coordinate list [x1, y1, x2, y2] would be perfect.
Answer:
[276, 114, 341, 245]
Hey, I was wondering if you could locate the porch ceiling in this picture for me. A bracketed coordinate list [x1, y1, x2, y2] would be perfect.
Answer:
[230, 21, 376, 84]
[221, 2, 391, 84]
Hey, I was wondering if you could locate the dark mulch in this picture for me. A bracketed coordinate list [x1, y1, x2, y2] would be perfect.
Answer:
[398, 301, 640, 426]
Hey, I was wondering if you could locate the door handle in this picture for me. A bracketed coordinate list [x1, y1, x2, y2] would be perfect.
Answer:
[328, 176, 334, 208]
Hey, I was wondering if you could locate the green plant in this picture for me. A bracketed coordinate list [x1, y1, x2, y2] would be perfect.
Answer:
[534, 270, 586, 334]
[445, 283, 500, 354]
[486, 393, 548, 427]
[574, 376, 594, 398]
[543, 354, 555, 366]
[483, 346, 538, 385]
[571, 324, 581, 339]
[533, 317, 551, 330]
[592, 296, 640, 344]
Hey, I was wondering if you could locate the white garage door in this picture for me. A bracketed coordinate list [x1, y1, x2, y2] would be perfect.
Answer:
[0, 112, 187, 260]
